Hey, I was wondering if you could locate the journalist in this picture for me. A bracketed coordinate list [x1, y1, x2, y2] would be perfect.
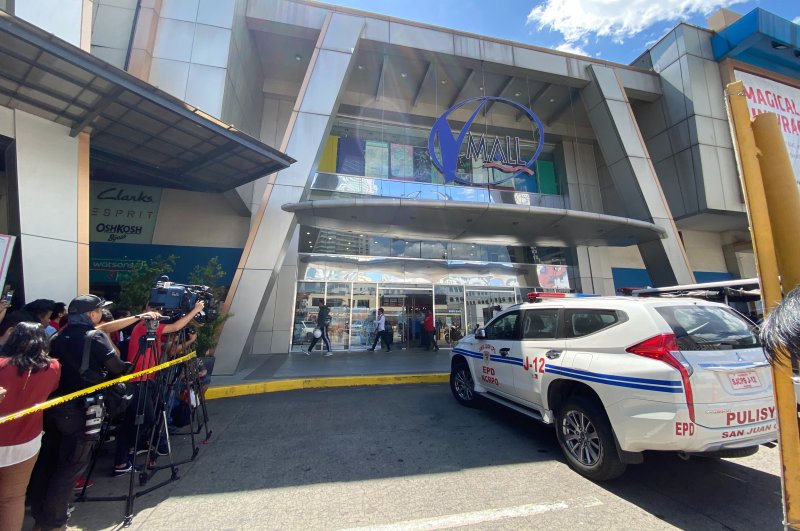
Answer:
[113, 300, 205, 475]
[27, 295, 150, 530]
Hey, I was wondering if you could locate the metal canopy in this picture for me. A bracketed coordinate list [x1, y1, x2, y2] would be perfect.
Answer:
[0, 11, 294, 192]
[282, 199, 667, 247]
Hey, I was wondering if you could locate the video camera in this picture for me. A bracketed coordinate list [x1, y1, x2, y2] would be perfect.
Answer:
[147, 275, 218, 324]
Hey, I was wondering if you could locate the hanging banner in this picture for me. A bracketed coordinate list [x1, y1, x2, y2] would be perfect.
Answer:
[89, 181, 162, 244]
[734, 70, 800, 182]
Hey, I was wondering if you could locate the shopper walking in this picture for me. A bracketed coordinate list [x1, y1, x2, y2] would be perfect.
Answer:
[423, 310, 438, 351]
[0, 323, 60, 531]
[368, 308, 391, 352]
[304, 302, 333, 356]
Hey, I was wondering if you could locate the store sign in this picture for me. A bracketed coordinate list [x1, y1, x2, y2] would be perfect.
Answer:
[89, 257, 141, 283]
[89, 181, 162, 244]
[428, 96, 545, 185]
[734, 70, 800, 181]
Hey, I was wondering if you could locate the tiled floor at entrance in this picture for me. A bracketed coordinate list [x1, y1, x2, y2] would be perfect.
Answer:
[212, 348, 451, 387]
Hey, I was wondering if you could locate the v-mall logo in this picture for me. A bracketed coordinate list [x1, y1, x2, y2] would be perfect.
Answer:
[428, 96, 545, 185]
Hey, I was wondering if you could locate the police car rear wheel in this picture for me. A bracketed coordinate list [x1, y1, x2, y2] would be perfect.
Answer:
[556, 397, 626, 481]
[450, 361, 479, 408]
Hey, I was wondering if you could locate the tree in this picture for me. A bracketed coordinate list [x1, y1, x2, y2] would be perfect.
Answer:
[189, 257, 231, 357]
[118, 255, 177, 312]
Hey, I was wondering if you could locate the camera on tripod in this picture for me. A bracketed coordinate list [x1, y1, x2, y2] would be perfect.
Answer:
[147, 276, 217, 324]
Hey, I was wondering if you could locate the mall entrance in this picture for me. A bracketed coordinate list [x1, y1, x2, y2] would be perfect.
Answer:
[378, 286, 433, 350]
[291, 281, 561, 352]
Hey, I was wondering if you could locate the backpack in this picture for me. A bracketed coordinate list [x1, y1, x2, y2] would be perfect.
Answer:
[81, 330, 132, 418]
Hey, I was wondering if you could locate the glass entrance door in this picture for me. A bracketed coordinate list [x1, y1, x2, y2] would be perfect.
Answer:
[378, 286, 434, 350]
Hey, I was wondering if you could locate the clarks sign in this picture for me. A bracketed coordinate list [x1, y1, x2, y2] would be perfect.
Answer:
[89, 181, 162, 244]
[428, 96, 544, 185]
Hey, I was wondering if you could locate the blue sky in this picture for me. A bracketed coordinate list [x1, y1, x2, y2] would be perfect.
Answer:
[325, 0, 798, 64]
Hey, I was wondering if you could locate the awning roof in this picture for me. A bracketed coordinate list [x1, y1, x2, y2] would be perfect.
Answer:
[0, 11, 294, 192]
[282, 198, 667, 247]
[711, 9, 800, 80]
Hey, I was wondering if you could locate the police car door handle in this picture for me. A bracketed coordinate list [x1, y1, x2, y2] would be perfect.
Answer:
[499, 348, 510, 356]
[545, 350, 562, 359]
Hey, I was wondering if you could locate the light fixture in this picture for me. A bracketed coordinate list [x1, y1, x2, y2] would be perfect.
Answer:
[478, 86, 484, 91]
[357, 64, 364, 69]
[514, 91, 521, 97]
[440, 79, 447, 84]
[549, 98, 555, 102]
[772, 41, 788, 50]
[295, 54, 302, 61]
[308, 241, 312, 244]
[306, 232, 310, 235]
[400, 72, 407, 78]
[328, 237, 332, 240]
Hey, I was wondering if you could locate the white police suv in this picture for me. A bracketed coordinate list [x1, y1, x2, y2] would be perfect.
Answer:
[449, 293, 776, 481]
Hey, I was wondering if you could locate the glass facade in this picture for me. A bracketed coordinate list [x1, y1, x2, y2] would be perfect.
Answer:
[291, 113, 577, 352]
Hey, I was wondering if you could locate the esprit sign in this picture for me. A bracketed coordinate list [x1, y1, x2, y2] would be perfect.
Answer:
[428, 96, 544, 185]
[89, 181, 162, 244]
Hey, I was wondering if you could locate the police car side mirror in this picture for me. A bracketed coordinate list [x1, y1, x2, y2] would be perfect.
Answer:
[475, 328, 487, 340]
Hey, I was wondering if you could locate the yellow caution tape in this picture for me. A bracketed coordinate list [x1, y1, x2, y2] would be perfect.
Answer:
[0, 351, 197, 425]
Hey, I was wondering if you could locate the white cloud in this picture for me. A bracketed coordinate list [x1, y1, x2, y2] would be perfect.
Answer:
[528, 0, 748, 44]
[554, 41, 589, 55]
[793, 16, 800, 25]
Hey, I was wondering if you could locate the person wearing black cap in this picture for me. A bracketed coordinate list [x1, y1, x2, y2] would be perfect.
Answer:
[26, 295, 152, 530]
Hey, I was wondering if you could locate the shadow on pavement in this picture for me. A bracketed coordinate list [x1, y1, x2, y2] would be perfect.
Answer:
[63, 383, 783, 530]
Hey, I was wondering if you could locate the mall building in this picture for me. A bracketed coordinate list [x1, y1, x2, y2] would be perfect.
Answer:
[0, 0, 797, 374]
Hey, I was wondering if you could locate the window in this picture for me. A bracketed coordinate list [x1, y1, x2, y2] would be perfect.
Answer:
[565, 310, 620, 338]
[655, 305, 761, 350]
[522, 310, 560, 340]
[484, 311, 520, 340]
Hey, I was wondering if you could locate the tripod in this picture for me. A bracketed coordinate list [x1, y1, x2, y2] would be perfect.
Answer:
[77, 318, 212, 526]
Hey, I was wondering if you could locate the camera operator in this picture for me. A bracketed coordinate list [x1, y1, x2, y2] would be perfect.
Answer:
[112, 300, 205, 475]
[27, 295, 156, 530]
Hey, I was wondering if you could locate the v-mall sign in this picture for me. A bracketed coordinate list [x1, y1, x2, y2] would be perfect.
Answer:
[428, 96, 545, 185]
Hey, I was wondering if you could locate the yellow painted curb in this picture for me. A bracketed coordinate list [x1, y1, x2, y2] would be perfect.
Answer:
[205, 373, 449, 400]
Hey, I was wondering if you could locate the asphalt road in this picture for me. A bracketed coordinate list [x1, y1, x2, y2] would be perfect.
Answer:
[65, 384, 784, 530]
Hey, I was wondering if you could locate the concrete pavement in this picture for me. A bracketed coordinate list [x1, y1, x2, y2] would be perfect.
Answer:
[63, 384, 783, 530]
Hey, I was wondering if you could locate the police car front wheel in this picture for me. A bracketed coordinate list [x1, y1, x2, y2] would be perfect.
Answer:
[450, 361, 479, 408]
[555, 397, 626, 481]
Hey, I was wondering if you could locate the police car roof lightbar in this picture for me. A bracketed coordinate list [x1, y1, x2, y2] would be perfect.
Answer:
[526, 292, 599, 301]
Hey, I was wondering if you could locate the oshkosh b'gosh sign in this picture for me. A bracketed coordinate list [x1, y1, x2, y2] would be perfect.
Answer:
[428, 96, 544, 185]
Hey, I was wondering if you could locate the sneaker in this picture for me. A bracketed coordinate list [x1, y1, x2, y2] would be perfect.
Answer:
[113, 463, 132, 476]
[74, 478, 93, 491]
[367, 348, 375, 352]
[300, 349, 310, 355]
[323, 351, 333, 357]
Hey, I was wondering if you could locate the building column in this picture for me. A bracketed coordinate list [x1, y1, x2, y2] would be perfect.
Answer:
[215, 12, 365, 374]
[8, 1, 91, 302]
[560, 139, 615, 295]
[11, 111, 81, 303]
[581, 64, 694, 287]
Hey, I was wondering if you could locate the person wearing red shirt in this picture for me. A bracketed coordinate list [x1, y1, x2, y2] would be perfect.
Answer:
[0, 323, 60, 531]
[112, 300, 205, 475]
[422, 310, 439, 352]
[126, 300, 205, 379]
